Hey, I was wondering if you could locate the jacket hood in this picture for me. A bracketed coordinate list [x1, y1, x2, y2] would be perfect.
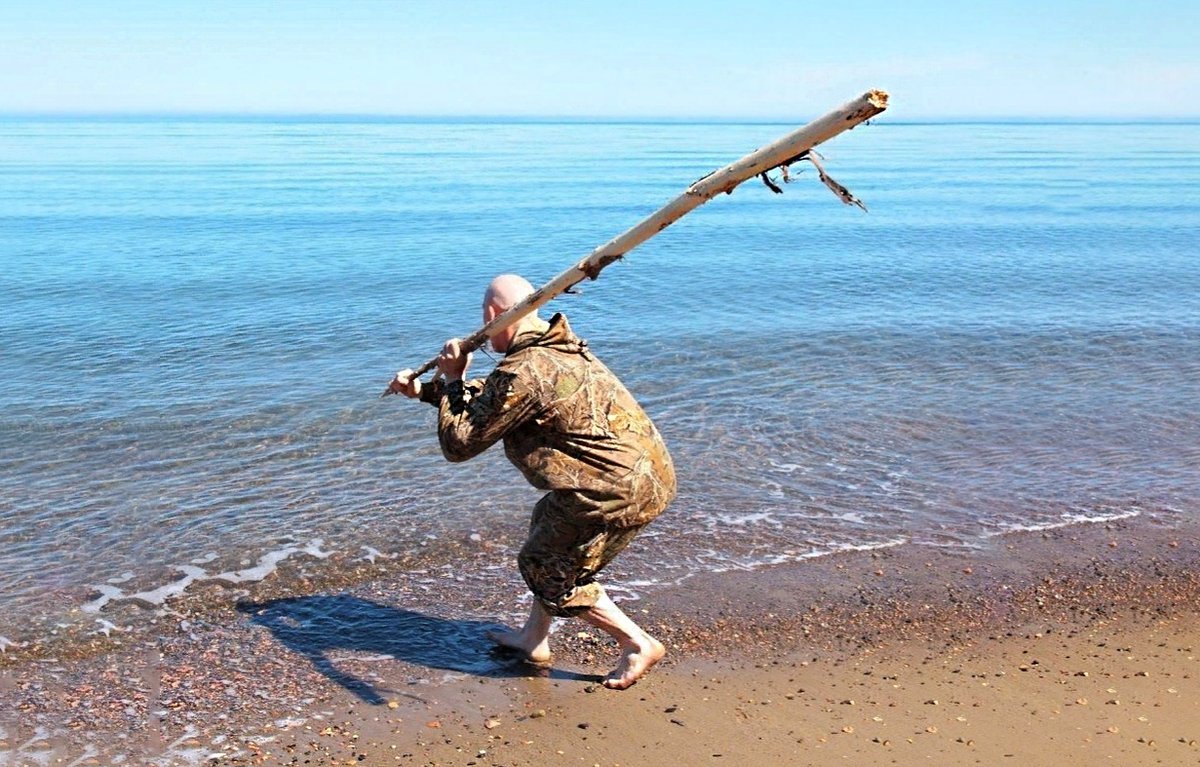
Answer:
[507, 313, 589, 356]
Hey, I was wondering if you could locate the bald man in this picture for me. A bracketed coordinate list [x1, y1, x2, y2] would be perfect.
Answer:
[389, 274, 676, 689]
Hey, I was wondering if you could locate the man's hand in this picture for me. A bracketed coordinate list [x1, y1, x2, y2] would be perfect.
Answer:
[437, 338, 472, 381]
[388, 369, 422, 399]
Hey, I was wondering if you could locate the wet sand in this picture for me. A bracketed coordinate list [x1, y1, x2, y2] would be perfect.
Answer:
[2, 513, 1198, 766]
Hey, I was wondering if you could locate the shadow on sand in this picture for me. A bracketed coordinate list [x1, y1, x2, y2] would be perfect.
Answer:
[238, 594, 599, 705]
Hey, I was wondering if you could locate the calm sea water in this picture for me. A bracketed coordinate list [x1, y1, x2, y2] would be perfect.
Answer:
[1, 117, 1198, 651]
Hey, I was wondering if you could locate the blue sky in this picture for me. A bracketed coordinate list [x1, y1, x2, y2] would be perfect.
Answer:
[2, 1, 1197, 118]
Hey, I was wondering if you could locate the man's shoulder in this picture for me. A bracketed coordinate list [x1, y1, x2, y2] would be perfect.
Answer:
[499, 341, 581, 370]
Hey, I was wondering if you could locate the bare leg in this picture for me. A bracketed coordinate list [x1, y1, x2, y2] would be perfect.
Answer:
[580, 593, 666, 690]
[487, 600, 553, 665]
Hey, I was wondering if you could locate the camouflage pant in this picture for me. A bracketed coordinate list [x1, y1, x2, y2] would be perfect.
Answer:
[517, 490, 648, 618]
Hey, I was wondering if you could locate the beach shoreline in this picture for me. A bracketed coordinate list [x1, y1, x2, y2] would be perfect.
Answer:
[2, 512, 1198, 766]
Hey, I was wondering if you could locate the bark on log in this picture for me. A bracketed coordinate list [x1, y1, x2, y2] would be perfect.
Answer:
[387, 89, 888, 391]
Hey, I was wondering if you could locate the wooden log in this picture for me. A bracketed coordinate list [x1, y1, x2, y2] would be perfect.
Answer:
[385, 89, 888, 393]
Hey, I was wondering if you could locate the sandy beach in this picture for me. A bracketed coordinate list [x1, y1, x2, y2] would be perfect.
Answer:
[1, 512, 1197, 766]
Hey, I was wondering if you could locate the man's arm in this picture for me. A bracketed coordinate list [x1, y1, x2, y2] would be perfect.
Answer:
[399, 337, 538, 463]
[435, 363, 537, 462]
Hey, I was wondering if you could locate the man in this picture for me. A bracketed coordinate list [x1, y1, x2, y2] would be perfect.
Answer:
[389, 274, 676, 689]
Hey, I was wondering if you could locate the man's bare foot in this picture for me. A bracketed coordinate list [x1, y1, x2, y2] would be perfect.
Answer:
[602, 636, 665, 690]
[487, 626, 552, 666]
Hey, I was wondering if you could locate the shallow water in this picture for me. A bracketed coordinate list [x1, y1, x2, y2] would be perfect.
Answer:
[1, 117, 1198, 650]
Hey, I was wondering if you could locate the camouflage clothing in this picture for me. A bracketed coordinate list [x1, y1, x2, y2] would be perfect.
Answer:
[420, 313, 675, 616]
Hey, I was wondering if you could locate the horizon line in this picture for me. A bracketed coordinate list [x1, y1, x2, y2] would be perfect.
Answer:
[1, 110, 1198, 126]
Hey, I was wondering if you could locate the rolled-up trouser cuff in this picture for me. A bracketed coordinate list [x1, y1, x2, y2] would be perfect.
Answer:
[532, 581, 606, 618]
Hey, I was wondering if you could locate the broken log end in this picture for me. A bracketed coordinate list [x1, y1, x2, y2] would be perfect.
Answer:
[579, 253, 624, 280]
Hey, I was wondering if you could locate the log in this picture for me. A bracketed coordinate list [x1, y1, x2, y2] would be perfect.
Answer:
[384, 89, 888, 394]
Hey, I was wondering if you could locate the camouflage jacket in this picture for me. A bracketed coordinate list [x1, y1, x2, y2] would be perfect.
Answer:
[420, 313, 675, 527]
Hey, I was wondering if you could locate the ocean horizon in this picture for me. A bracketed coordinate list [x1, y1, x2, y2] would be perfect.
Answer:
[3, 112, 1199, 124]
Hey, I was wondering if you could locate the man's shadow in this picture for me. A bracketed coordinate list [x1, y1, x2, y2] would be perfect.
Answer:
[237, 595, 599, 704]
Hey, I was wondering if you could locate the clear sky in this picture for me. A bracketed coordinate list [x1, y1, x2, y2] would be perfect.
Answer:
[2, 0, 1197, 119]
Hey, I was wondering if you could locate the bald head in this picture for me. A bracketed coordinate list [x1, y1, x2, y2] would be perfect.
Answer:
[484, 273, 536, 312]
[482, 274, 544, 353]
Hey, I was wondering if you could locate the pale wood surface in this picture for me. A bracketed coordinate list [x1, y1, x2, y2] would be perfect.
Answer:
[387, 90, 888, 391]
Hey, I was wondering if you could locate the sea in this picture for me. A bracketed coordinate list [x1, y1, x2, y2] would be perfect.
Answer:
[1, 115, 1198, 657]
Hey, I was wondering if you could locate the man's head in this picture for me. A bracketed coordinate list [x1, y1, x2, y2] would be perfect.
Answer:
[483, 274, 538, 353]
